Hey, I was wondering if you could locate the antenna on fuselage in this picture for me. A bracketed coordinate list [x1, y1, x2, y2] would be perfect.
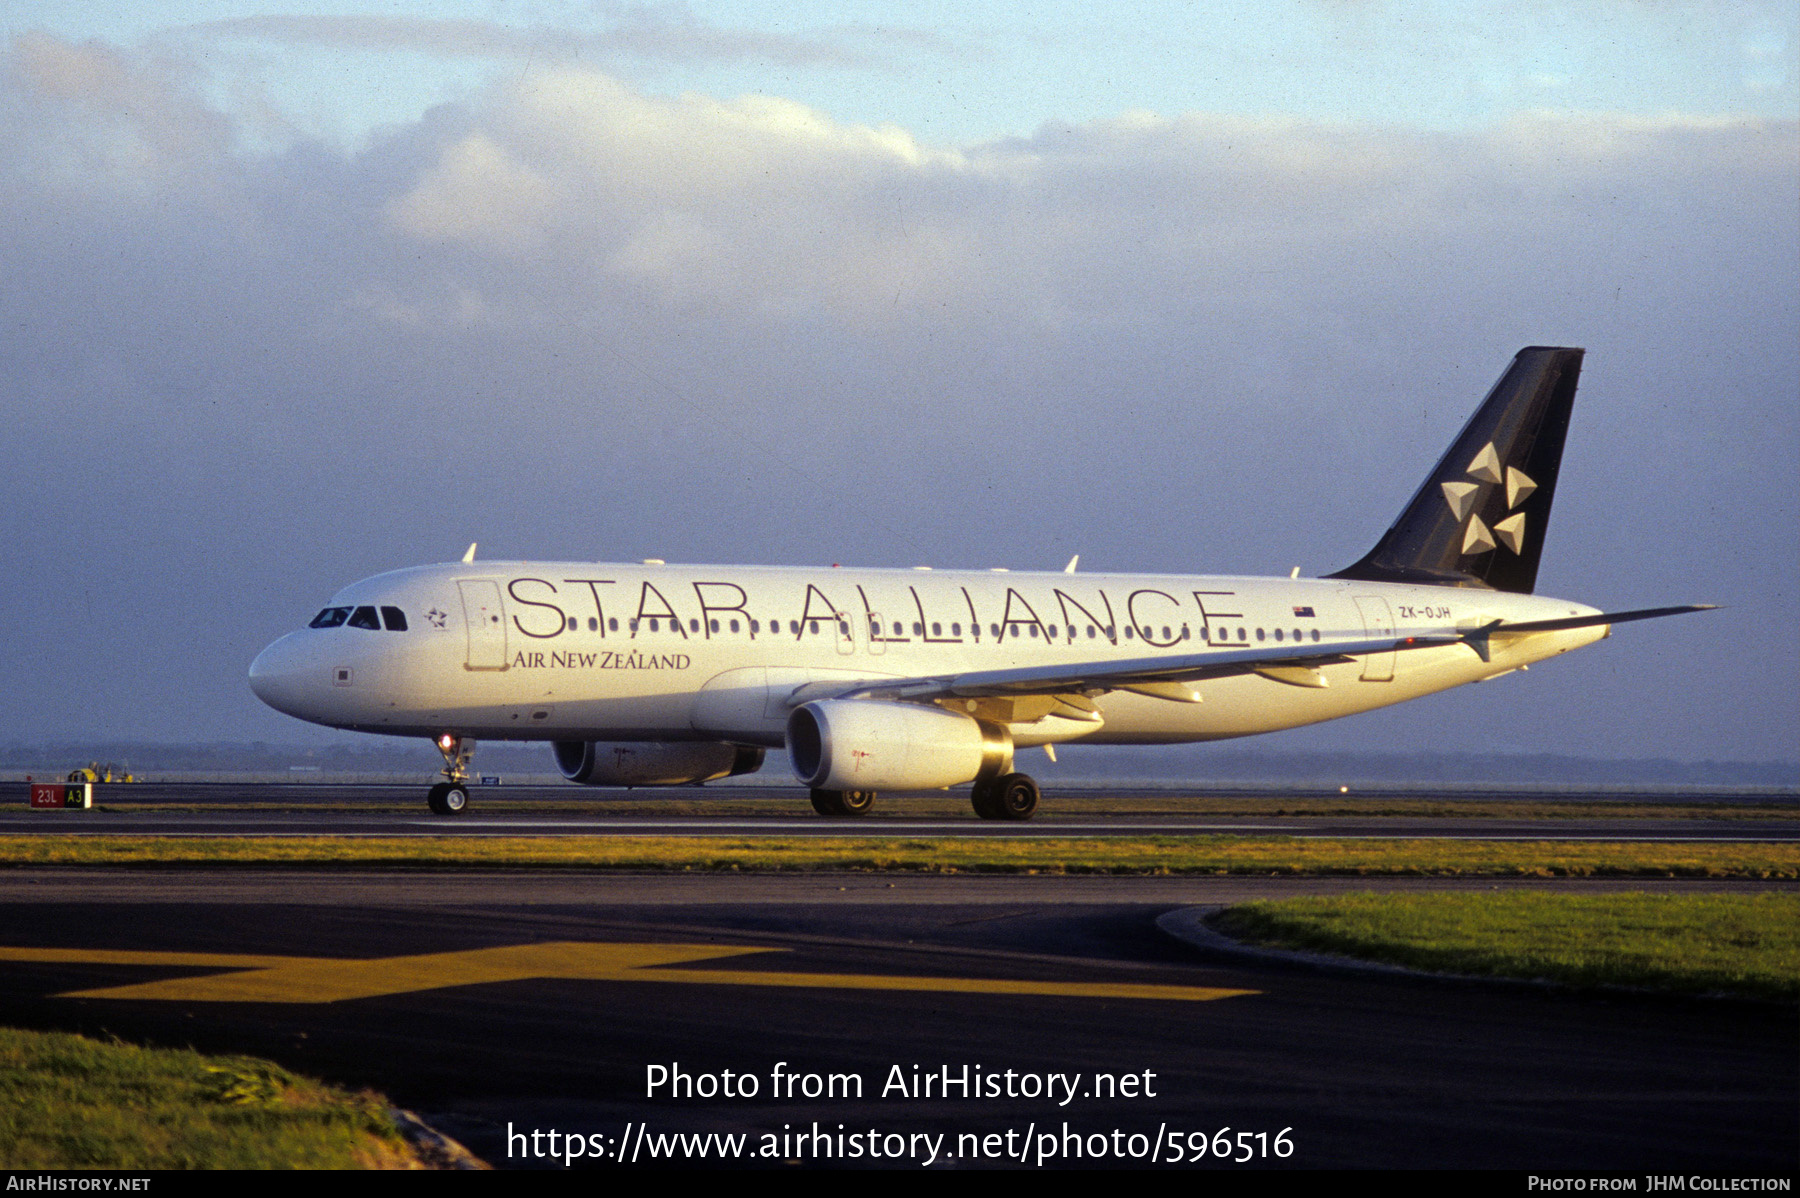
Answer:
[1064, 555, 1079, 574]
[462, 542, 478, 563]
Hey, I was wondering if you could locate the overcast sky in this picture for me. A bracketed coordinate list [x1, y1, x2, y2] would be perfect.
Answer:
[2, 3, 1794, 766]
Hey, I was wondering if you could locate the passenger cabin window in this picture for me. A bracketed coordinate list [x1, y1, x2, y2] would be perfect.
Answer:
[609, 618, 619, 632]
[588, 618, 598, 631]
[567, 617, 578, 632]
[381, 606, 408, 632]
[309, 607, 350, 628]
[348, 606, 381, 630]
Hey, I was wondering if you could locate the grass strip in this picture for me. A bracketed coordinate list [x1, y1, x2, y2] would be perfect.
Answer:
[1210, 892, 1800, 1001]
[0, 835, 1794, 877]
[0, 1026, 419, 1168]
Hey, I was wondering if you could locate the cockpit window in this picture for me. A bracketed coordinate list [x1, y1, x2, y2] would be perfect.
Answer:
[309, 607, 350, 628]
[380, 606, 408, 632]
[348, 606, 382, 630]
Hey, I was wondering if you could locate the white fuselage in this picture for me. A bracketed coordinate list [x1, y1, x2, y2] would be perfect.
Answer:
[248, 561, 1605, 749]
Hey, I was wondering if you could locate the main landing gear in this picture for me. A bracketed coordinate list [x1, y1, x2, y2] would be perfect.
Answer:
[970, 772, 1039, 821]
[806, 775, 1039, 820]
[810, 788, 876, 817]
[427, 733, 474, 816]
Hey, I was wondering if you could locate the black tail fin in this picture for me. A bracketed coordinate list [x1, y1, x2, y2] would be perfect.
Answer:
[1327, 346, 1583, 594]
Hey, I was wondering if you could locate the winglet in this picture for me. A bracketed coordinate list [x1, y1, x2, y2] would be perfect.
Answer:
[462, 542, 478, 564]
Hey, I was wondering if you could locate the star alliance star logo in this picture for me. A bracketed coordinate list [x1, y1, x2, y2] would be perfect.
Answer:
[1441, 442, 1535, 556]
[426, 607, 449, 629]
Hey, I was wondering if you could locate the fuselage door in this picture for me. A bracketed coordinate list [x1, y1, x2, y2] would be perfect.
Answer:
[1353, 595, 1396, 682]
[458, 579, 508, 670]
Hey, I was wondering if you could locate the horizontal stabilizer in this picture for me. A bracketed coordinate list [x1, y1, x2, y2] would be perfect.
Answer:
[1460, 604, 1716, 661]
[1489, 604, 1718, 635]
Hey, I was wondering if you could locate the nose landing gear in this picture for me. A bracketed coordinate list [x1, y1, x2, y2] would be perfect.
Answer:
[428, 734, 475, 815]
[427, 781, 468, 815]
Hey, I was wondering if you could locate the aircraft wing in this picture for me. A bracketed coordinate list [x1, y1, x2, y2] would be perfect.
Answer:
[809, 634, 1459, 706]
[790, 605, 1716, 708]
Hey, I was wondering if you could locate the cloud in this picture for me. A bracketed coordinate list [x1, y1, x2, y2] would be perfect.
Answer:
[160, 7, 921, 70]
[368, 75, 1797, 342]
[1, 33, 234, 200]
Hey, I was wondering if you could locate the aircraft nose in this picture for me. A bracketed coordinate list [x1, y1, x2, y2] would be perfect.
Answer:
[248, 632, 330, 721]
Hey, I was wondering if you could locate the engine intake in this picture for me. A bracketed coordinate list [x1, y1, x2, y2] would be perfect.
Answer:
[787, 699, 1011, 791]
[553, 741, 764, 787]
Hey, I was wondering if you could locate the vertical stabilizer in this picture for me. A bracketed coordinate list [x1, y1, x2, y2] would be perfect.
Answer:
[1327, 347, 1582, 594]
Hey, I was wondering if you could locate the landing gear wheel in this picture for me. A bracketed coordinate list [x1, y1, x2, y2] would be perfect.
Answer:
[809, 788, 876, 817]
[427, 781, 469, 816]
[991, 772, 1039, 821]
[969, 779, 1002, 820]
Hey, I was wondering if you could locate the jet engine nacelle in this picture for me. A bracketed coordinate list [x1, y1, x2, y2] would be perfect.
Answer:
[553, 740, 765, 786]
[786, 699, 1012, 791]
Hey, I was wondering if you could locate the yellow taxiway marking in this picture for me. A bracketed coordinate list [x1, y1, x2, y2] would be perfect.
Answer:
[0, 943, 1256, 1005]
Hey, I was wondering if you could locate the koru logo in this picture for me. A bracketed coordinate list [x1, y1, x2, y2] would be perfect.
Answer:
[1440, 442, 1535, 557]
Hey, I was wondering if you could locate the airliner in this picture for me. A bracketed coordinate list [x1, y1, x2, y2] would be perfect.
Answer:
[249, 347, 1709, 818]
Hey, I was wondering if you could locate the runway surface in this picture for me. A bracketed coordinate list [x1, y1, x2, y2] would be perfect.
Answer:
[3, 782, 1795, 841]
[6, 811, 1797, 841]
[12, 781, 1796, 807]
[0, 870, 1793, 1171]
